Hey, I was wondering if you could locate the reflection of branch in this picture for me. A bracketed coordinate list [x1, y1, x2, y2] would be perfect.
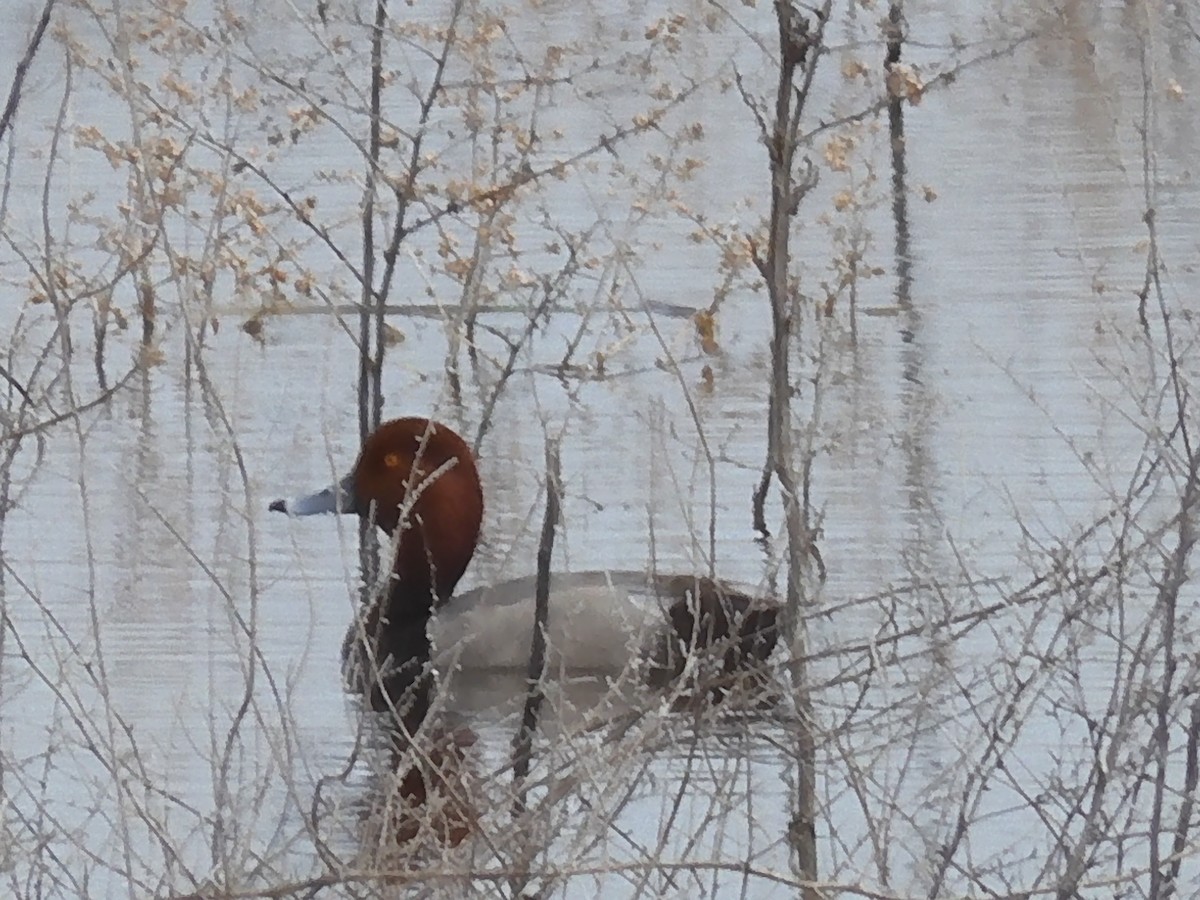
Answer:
[0, 0, 57, 147]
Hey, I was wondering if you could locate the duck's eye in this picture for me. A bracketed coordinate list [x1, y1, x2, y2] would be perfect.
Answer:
[384, 452, 403, 469]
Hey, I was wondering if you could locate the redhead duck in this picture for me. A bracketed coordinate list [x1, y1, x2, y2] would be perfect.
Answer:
[270, 417, 780, 720]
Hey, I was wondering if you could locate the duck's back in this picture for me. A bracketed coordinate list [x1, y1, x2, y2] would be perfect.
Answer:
[431, 570, 664, 673]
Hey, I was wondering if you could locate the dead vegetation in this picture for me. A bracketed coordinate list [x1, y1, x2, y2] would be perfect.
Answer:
[0, 0, 1198, 897]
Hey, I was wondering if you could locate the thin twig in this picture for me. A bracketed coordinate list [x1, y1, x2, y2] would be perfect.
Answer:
[0, 0, 58, 147]
[511, 435, 562, 816]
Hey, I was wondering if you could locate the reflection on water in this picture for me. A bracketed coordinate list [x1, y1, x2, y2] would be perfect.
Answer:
[1, 0, 1199, 896]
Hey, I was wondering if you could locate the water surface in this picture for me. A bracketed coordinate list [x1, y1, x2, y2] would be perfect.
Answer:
[1, 0, 1198, 896]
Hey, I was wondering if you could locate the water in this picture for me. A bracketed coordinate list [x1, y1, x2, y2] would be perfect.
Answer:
[1, 0, 1199, 896]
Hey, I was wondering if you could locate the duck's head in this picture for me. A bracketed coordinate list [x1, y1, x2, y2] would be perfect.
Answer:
[271, 417, 483, 602]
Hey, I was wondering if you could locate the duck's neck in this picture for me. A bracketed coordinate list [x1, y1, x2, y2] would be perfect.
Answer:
[381, 577, 436, 643]
[346, 577, 438, 730]
[389, 519, 472, 608]
[356, 507, 474, 727]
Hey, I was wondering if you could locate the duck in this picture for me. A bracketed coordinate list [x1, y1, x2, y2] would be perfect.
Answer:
[270, 417, 781, 725]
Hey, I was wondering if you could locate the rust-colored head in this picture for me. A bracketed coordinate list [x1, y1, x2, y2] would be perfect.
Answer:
[272, 418, 484, 603]
[350, 418, 483, 601]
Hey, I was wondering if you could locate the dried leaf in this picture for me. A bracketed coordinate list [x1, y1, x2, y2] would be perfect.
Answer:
[694, 310, 720, 354]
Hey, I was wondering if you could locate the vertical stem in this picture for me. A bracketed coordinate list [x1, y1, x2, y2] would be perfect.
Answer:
[358, 0, 389, 591]
[93, 305, 109, 391]
[0, 441, 14, 820]
[508, 438, 561, 896]
[138, 279, 155, 348]
[359, 0, 387, 440]
[746, 3, 832, 894]
[511, 437, 561, 807]
[752, 0, 799, 537]
[0, 0, 58, 147]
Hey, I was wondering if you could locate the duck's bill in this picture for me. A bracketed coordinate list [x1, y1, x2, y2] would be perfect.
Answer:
[269, 473, 358, 516]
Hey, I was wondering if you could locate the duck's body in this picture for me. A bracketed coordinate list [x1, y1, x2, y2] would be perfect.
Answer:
[434, 570, 775, 675]
[433, 570, 659, 672]
[271, 417, 780, 724]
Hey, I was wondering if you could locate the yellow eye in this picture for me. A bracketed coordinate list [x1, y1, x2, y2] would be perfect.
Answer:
[384, 452, 402, 468]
